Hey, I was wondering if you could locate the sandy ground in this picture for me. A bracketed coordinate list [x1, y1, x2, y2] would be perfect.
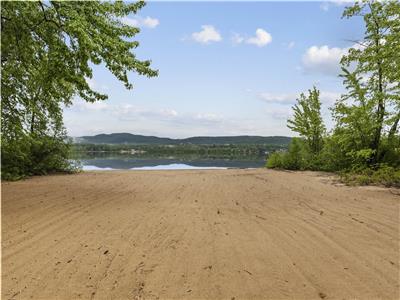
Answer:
[1, 169, 399, 300]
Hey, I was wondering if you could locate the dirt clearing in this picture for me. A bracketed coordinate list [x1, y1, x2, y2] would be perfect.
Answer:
[2, 169, 399, 299]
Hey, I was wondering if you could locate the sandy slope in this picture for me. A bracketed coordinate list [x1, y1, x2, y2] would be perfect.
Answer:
[1, 169, 399, 300]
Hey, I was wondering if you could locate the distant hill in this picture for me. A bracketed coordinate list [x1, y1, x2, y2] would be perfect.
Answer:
[77, 133, 291, 145]
[78, 133, 174, 145]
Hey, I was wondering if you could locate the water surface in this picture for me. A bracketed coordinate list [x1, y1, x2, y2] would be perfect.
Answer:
[73, 153, 266, 170]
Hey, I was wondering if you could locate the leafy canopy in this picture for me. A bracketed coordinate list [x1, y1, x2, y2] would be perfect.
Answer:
[338, 0, 400, 163]
[2, 0, 157, 102]
[287, 87, 326, 154]
[268, 0, 400, 186]
[1, 0, 158, 179]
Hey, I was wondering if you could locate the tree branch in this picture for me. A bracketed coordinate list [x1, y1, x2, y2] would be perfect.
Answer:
[38, 1, 63, 30]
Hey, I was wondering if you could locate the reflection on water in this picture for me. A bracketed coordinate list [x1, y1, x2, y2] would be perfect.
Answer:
[73, 153, 266, 170]
[83, 163, 227, 171]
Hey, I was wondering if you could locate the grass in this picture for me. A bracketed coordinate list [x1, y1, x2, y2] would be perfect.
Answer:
[340, 165, 400, 188]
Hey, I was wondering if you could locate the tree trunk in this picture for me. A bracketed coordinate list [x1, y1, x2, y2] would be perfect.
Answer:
[370, 8, 385, 166]
[30, 111, 35, 134]
[388, 112, 400, 141]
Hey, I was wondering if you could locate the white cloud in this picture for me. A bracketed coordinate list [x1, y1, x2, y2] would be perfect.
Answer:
[320, 0, 355, 11]
[302, 43, 363, 75]
[120, 17, 139, 27]
[265, 106, 293, 121]
[69, 101, 223, 126]
[259, 90, 341, 106]
[191, 25, 222, 44]
[320, 91, 341, 105]
[331, 0, 355, 4]
[65, 100, 252, 137]
[86, 78, 96, 89]
[259, 93, 297, 104]
[231, 29, 272, 47]
[231, 32, 244, 45]
[85, 77, 109, 92]
[109, 104, 178, 121]
[320, 2, 330, 11]
[194, 113, 223, 123]
[302, 45, 349, 76]
[69, 101, 176, 120]
[246, 28, 272, 47]
[64, 102, 296, 138]
[259, 90, 341, 132]
[72, 98, 109, 111]
[120, 16, 159, 29]
[141, 16, 159, 28]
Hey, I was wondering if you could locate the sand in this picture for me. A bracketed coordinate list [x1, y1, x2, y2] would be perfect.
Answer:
[1, 169, 399, 299]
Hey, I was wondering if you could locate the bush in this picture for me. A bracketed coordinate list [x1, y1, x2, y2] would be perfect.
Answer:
[380, 137, 400, 168]
[266, 151, 285, 168]
[1, 138, 32, 180]
[1, 134, 77, 181]
[314, 137, 346, 172]
[266, 136, 400, 188]
[283, 138, 304, 170]
[340, 165, 400, 188]
[266, 138, 309, 170]
[371, 165, 400, 187]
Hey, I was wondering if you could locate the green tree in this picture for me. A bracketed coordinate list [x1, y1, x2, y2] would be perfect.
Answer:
[284, 138, 305, 170]
[338, 0, 400, 165]
[331, 68, 376, 166]
[268, 0, 399, 186]
[1, 0, 158, 179]
[287, 87, 326, 154]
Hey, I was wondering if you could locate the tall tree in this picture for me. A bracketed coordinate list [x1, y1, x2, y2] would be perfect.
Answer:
[338, 0, 400, 164]
[287, 87, 326, 154]
[1, 0, 157, 135]
[1, 0, 158, 179]
[332, 68, 375, 163]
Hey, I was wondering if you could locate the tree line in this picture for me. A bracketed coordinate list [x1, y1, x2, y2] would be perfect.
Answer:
[72, 143, 286, 159]
[267, 0, 400, 187]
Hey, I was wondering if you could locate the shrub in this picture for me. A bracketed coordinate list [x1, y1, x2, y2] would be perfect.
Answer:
[1, 134, 77, 181]
[340, 165, 400, 188]
[283, 138, 303, 170]
[266, 138, 309, 170]
[266, 152, 285, 168]
[371, 165, 400, 187]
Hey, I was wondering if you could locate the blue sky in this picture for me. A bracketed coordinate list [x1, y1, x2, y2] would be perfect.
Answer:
[64, 1, 364, 138]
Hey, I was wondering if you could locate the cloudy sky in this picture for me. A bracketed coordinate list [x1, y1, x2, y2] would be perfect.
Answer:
[64, 1, 364, 138]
